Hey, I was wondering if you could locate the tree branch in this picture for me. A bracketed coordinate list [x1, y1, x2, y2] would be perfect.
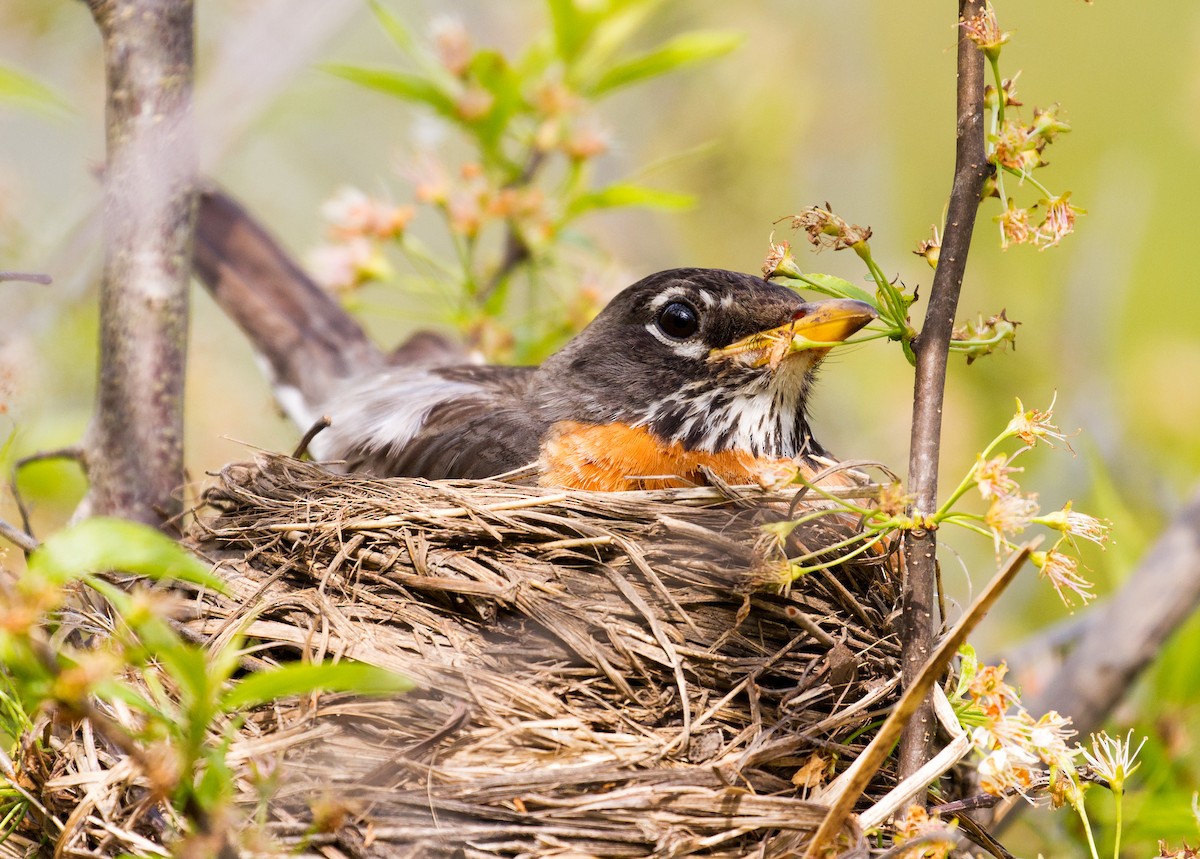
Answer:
[82, 0, 196, 531]
[898, 0, 989, 780]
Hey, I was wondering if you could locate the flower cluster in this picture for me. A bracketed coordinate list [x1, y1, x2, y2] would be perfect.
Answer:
[891, 806, 958, 859]
[935, 397, 1109, 608]
[307, 7, 723, 355]
[951, 309, 1019, 364]
[958, 656, 1076, 799]
[790, 205, 872, 252]
[965, 2, 1083, 251]
[955, 648, 1146, 814]
[308, 187, 412, 294]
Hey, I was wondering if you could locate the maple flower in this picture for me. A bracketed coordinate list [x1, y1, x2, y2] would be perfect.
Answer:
[456, 84, 495, 122]
[997, 202, 1032, 249]
[1028, 711, 1078, 771]
[410, 155, 450, 205]
[985, 493, 1039, 553]
[563, 125, 610, 160]
[978, 747, 1037, 798]
[1006, 396, 1069, 449]
[1034, 193, 1082, 250]
[914, 225, 941, 269]
[985, 74, 1023, 111]
[321, 187, 414, 241]
[308, 238, 389, 294]
[790, 205, 872, 252]
[968, 661, 1019, 718]
[893, 806, 958, 859]
[431, 16, 472, 77]
[876, 482, 912, 518]
[1032, 549, 1096, 608]
[1031, 104, 1071, 144]
[1081, 729, 1146, 792]
[961, 3, 1011, 58]
[1035, 501, 1111, 548]
[762, 237, 803, 280]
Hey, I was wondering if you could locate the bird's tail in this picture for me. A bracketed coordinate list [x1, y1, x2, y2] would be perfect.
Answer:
[193, 188, 384, 428]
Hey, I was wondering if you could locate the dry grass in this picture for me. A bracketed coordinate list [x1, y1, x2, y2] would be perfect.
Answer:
[4, 454, 974, 858]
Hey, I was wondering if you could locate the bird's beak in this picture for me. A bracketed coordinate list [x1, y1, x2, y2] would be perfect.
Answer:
[709, 298, 877, 369]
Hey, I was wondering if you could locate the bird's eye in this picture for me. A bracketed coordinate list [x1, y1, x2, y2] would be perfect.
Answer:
[656, 301, 699, 339]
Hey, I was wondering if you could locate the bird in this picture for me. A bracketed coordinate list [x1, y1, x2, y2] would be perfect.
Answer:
[195, 191, 875, 491]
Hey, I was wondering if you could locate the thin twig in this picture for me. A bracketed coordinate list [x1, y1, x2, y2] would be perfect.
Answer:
[804, 539, 1035, 859]
[477, 150, 546, 302]
[0, 271, 52, 285]
[898, 0, 989, 780]
[11, 446, 85, 537]
[0, 516, 39, 553]
[292, 416, 331, 459]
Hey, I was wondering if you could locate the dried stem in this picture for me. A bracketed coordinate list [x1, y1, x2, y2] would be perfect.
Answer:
[478, 150, 547, 302]
[898, 0, 989, 781]
[805, 540, 1035, 858]
[82, 0, 197, 531]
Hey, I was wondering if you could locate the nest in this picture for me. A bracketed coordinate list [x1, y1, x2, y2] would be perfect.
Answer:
[7, 454, 968, 858]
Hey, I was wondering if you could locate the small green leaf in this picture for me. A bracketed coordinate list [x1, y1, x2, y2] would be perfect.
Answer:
[0, 66, 70, 115]
[30, 518, 226, 594]
[586, 30, 741, 97]
[367, 0, 416, 56]
[325, 64, 457, 118]
[464, 50, 524, 154]
[546, 0, 589, 63]
[220, 661, 411, 713]
[567, 183, 693, 218]
[569, 2, 660, 85]
[791, 272, 879, 309]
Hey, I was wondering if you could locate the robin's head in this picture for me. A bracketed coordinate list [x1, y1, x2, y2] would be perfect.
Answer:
[534, 268, 874, 458]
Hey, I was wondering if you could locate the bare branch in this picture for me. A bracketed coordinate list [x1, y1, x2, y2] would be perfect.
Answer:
[0, 516, 38, 553]
[82, 0, 197, 531]
[0, 272, 52, 285]
[898, 0, 989, 780]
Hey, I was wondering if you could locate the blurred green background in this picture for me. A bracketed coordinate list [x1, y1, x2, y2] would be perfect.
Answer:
[1, 0, 1197, 851]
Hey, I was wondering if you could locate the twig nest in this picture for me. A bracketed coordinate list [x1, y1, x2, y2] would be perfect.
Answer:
[10, 454, 922, 858]
[183, 455, 906, 856]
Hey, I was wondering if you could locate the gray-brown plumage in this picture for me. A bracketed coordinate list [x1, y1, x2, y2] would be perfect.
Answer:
[195, 190, 874, 488]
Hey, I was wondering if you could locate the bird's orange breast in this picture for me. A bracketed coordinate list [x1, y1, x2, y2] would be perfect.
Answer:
[537, 421, 802, 492]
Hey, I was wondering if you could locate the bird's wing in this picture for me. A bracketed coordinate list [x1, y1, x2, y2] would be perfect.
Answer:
[194, 189, 384, 428]
[315, 365, 544, 480]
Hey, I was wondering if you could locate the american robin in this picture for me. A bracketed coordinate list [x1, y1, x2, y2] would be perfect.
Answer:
[195, 192, 874, 491]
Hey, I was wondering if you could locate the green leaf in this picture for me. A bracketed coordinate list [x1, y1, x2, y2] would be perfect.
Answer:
[569, 2, 660, 85]
[367, 0, 416, 57]
[219, 661, 411, 713]
[29, 518, 226, 594]
[464, 50, 525, 157]
[586, 30, 741, 97]
[0, 66, 70, 115]
[567, 183, 693, 218]
[546, 0, 589, 63]
[324, 64, 457, 118]
[791, 272, 879, 309]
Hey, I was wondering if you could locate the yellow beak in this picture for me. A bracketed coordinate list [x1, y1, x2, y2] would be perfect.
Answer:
[709, 298, 877, 369]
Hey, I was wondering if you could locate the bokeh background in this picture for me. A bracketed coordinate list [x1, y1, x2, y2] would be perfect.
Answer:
[2, 1, 1197, 851]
